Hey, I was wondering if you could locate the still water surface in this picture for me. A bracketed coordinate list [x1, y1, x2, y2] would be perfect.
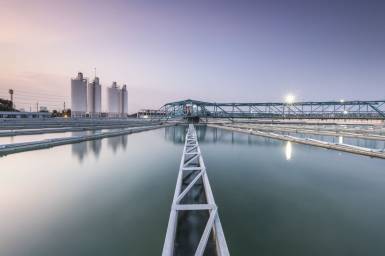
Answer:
[274, 131, 385, 150]
[1, 126, 385, 255]
[0, 129, 124, 145]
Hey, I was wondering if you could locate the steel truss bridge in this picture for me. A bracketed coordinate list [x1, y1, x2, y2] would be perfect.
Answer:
[159, 99, 385, 120]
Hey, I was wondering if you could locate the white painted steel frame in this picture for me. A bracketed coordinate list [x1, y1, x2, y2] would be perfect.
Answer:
[162, 124, 229, 256]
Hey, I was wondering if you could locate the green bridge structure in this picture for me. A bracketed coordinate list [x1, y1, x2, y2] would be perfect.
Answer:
[158, 99, 385, 121]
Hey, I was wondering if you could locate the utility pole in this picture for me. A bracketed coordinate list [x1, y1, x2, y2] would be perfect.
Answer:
[63, 101, 66, 111]
[36, 102, 39, 112]
[8, 89, 14, 109]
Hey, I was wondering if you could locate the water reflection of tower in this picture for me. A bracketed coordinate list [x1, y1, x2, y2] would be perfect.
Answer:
[87, 130, 102, 157]
[89, 139, 102, 157]
[121, 135, 128, 150]
[71, 132, 88, 162]
[108, 136, 120, 153]
[71, 72, 87, 117]
[107, 135, 128, 153]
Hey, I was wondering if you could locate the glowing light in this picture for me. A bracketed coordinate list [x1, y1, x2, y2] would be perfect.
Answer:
[340, 99, 345, 103]
[343, 110, 348, 115]
[285, 141, 292, 160]
[285, 94, 295, 104]
[338, 136, 343, 144]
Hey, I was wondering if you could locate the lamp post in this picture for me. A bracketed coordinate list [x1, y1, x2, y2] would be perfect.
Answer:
[9, 89, 14, 109]
[285, 94, 295, 118]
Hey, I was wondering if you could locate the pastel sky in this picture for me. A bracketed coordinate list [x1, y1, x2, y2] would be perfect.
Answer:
[1, 0, 384, 112]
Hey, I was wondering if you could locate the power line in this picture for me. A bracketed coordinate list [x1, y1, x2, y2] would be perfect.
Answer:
[14, 97, 68, 103]
[0, 88, 68, 98]
[1, 94, 66, 100]
[0, 96, 67, 104]
[0, 88, 69, 111]
[14, 95, 67, 100]
[12, 92, 67, 99]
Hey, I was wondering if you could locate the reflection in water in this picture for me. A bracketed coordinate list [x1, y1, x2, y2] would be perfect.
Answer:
[281, 131, 385, 150]
[285, 141, 292, 160]
[195, 125, 207, 142]
[71, 131, 128, 162]
[2, 127, 385, 255]
[195, 126, 385, 256]
[90, 139, 102, 157]
[108, 135, 128, 153]
[166, 126, 296, 162]
[165, 126, 385, 161]
[164, 125, 282, 147]
[0, 128, 182, 256]
[71, 141, 88, 162]
[164, 125, 186, 144]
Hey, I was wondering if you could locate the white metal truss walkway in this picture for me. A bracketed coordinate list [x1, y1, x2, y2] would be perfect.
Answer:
[162, 124, 229, 256]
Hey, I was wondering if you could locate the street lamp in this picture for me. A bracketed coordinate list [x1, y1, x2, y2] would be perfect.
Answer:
[9, 89, 14, 109]
[285, 94, 295, 104]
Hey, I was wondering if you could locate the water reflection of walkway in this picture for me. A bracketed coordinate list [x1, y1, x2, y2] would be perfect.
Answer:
[164, 125, 282, 146]
[166, 126, 294, 162]
[71, 131, 128, 162]
[165, 125, 385, 152]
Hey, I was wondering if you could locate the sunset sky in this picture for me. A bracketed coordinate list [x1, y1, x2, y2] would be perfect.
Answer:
[1, 0, 384, 112]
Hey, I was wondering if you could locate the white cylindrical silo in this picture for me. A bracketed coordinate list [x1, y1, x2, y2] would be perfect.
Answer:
[108, 82, 120, 117]
[87, 77, 102, 117]
[71, 72, 87, 117]
[121, 84, 128, 117]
